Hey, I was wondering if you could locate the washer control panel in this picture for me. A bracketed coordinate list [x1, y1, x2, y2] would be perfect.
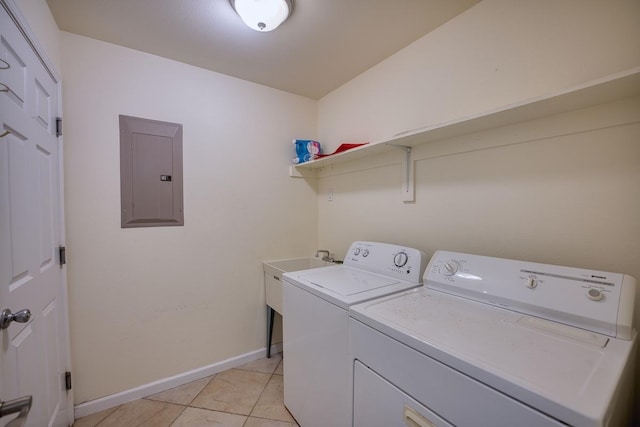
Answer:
[425, 250, 636, 339]
[345, 241, 427, 284]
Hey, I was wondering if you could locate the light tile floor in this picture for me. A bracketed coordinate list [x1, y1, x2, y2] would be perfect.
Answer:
[73, 353, 298, 427]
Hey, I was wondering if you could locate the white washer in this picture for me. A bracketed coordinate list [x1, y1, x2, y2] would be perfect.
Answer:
[283, 241, 427, 427]
[349, 250, 637, 427]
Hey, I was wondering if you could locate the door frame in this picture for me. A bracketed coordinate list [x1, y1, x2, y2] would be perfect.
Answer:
[1, 0, 72, 425]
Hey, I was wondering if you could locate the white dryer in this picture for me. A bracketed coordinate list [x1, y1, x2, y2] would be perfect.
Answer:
[349, 250, 637, 427]
[283, 241, 427, 427]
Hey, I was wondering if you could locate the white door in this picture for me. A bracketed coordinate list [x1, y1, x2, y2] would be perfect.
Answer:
[0, 3, 72, 427]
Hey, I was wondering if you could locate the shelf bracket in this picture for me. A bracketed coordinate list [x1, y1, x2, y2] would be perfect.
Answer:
[387, 144, 414, 203]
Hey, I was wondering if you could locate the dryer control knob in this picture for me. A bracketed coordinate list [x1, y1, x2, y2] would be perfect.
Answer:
[394, 252, 408, 267]
[441, 261, 459, 276]
[587, 288, 604, 301]
[525, 278, 537, 289]
[353, 248, 361, 256]
[362, 249, 369, 257]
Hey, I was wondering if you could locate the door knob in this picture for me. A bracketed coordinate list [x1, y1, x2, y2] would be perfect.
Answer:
[0, 395, 32, 427]
[0, 309, 31, 330]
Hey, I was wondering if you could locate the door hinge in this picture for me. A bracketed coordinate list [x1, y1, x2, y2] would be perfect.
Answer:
[58, 246, 66, 267]
[56, 117, 62, 137]
[65, 371, 72, 391]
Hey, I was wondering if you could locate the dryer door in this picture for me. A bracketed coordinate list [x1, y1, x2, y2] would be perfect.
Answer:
[353, 361, 452, 427]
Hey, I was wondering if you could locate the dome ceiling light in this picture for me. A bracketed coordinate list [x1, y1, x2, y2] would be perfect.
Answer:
[229, 0, 294, 32]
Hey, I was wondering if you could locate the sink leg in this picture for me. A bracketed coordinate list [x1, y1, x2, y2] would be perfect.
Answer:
[266, 305, 275, 358]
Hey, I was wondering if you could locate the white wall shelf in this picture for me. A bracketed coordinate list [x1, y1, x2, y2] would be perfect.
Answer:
[291, 67, 640, 178]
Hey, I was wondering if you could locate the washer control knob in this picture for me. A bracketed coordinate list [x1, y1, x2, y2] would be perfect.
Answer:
[587, 288, 604, 301]
[441, 261, 459, 276]
[525, 278, 537, 289]
[362, 249, 369, 257]
[394, 252, 408, 267]
[353, 248, 361, 256]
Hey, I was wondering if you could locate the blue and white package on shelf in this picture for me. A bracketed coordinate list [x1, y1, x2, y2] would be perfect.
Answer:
[292, 139, 321, 164]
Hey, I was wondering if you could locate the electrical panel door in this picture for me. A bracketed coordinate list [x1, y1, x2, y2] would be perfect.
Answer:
[119, 115, 183, 227]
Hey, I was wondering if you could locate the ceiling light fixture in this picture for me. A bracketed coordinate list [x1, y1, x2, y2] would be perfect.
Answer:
[229, 0, 293, 32]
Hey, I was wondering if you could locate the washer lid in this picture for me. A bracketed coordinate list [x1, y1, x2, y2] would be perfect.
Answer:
[299, 268, 400, 296]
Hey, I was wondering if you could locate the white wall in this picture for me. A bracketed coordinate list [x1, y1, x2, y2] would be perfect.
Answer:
[61, 32, 318, 403]
[316, 0, 640, 422]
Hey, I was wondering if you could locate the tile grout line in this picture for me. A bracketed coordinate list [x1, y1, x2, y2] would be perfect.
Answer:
[184, 374, 217, 408]
[166, 403, 188, 427]
[148, 374, 216, 427]
[241, 363, 276, 427]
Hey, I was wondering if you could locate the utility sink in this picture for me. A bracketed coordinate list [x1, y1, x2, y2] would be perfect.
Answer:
[265, 257, 332, 275]
[263, 257, 334, 314]
[262, 257, 335, 358]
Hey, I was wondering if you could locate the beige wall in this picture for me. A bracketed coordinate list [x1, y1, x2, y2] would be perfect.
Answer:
[318, 0, 640, 148]
[60, 32, 318, 403]
[316, 0, 640, 420]
[317, 99, 640, 296]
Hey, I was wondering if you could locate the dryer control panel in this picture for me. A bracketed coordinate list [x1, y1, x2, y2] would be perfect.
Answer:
[425, 251, 636, 339]
[345, 241, 427, 284]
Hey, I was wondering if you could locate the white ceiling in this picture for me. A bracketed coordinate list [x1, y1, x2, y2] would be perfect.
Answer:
[46, 0, 479, 99]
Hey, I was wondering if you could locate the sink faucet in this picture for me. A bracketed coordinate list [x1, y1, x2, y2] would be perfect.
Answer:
[316, 250, 332, 262]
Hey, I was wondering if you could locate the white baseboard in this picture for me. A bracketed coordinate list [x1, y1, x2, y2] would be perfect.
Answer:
[74, 343, 283, 419]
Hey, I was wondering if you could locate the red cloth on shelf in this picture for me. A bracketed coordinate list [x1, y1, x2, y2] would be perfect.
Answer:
[313, 143, 368, 159]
